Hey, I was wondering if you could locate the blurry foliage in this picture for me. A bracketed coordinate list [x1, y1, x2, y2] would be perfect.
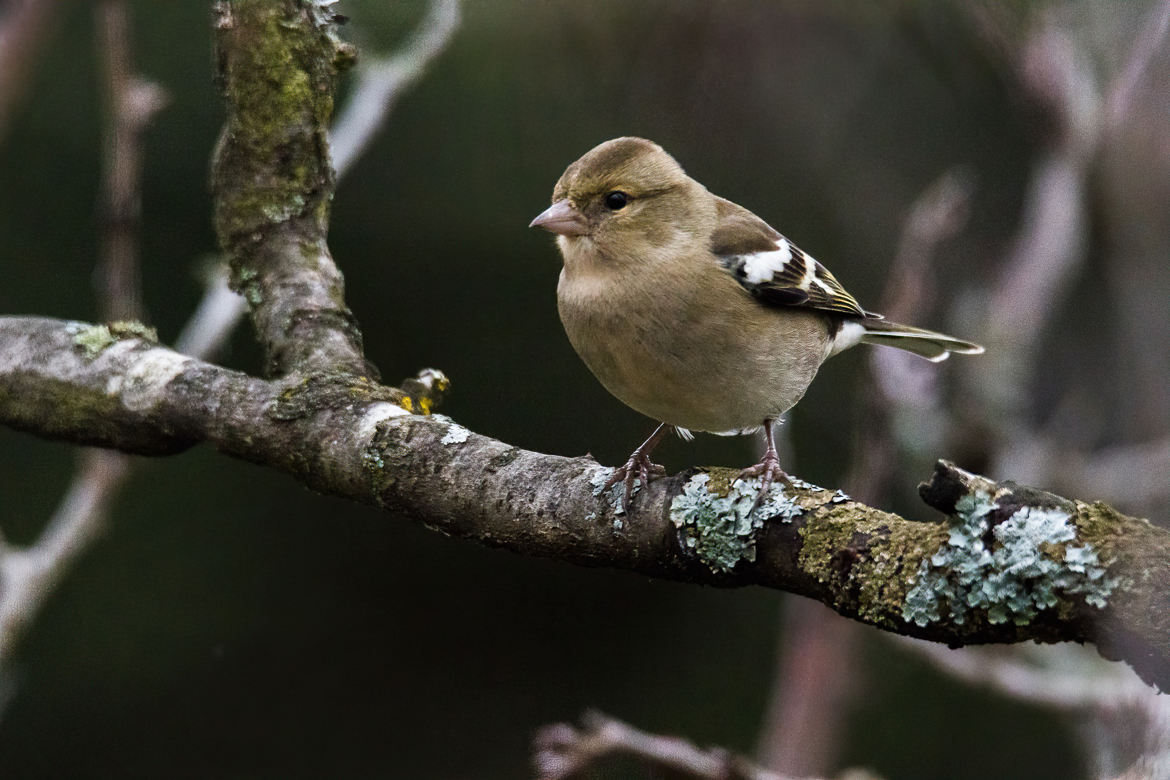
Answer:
[2, 0, 1167, 777]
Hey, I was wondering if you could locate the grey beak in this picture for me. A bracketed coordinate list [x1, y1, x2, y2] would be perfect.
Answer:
[529, 199, 589, 237]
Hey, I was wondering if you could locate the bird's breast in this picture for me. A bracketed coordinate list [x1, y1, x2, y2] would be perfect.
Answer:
[556, 263, 834, 432]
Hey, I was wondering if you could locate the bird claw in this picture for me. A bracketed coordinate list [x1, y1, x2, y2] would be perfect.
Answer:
[735, 451, 793, 515]
[603, 451, 667, 511]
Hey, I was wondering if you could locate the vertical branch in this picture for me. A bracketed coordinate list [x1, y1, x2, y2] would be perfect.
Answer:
[0, 0, 165, 674]
[211, 0, 372, 379]
[978, 22, 1098, 450]
[1104, 0, 1170, 128]
[849, 168, 973, 498]
[95, 0, 167, 323]
[0, 0, 61, 143]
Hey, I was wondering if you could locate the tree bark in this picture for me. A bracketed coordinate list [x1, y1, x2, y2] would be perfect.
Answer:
[1, 314, 1167, 690]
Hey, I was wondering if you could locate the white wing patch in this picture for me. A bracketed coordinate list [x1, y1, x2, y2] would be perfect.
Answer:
[740, 238, 793, 284]
[722, 236, 868, 318]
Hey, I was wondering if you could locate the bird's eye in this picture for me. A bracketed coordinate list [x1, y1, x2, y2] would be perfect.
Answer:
[604, 191, 629, 210]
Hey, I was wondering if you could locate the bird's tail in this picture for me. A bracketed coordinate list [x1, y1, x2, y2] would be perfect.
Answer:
[846, 318, 984, 362]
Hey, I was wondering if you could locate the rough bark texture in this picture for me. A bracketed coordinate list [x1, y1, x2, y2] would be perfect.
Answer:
[211, 0, 370, 379]
[1, 314, 1167, 690]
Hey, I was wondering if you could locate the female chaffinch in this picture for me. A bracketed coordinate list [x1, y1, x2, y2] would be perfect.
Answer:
[531, 137, 982, 510]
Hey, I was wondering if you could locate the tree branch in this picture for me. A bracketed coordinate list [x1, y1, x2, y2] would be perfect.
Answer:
[534, 710, 824, 780]
[211, 0, 371, 378]
[1, 314, 1167, 690]
[0, 0, 62, 143]
[329, 0, 461, 174]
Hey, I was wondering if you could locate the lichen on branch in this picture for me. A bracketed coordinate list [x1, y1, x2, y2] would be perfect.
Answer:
[1, 315, 1169, 689]
[211, 0, 368, 379]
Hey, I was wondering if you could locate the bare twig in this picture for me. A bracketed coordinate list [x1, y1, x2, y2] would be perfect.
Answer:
[534, 710, 819, 780]
[978, 23, 1097, 448]
[95, 0, 167, 323]
[755, 600, 860, 776]
[0, 450, 130, 664]
[894, 639, 1170, 779]
[895, 640, 1146, 711]
[1104, 0, 1170, 128]
[173, 264, 247, 359]
[0, 0, 61, 143]
[330, 0, 461, 174]
[851, 167, 974, 495]
[0, 0, 163, 671]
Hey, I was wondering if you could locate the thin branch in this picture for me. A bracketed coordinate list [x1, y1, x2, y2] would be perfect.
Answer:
[95, 0, 167, 323]
[0, 0, 164, 671]
[173, 265, 247, 359]
[975, 20, 1098, 451]
[755, 600, 859, 776]
[894, 639, 1148, 711]
[0, 450, 130, 664]
[849, 167, 974, 497]
[1104, 0, 1170, 128]
[0, 0, 61, 143]
[893, 639, 1170, 779]
[330, 0, 461, 174]
[534, 710, 819, 780]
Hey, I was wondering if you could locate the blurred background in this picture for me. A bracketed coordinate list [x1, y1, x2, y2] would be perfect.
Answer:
[1, 0, 1168, 777]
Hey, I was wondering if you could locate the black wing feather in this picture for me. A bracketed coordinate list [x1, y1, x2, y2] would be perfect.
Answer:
[711, 196, 869, 319]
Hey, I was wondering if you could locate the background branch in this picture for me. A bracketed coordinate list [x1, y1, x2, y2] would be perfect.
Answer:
[534, 710, 833, 780]
[329, 0, 461, 174]
[0, 0, 61, 143]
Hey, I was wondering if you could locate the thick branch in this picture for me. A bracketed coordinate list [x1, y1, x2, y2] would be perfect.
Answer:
[2, 315, 1167, 690]
[211, 0, 370, 378]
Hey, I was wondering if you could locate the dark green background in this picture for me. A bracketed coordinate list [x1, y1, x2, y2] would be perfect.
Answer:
[0, 1, 1126, 777]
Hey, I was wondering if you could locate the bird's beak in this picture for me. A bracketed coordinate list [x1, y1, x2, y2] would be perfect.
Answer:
[529, 199, 589, 237]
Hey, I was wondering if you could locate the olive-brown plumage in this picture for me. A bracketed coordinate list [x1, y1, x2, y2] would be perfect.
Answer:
[531, 137, 983, 509]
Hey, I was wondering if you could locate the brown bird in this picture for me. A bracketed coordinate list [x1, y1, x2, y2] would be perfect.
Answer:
[531, 137, 983, 510]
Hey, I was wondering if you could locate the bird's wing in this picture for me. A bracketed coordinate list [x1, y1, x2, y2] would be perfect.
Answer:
[710, 196, 869, 318]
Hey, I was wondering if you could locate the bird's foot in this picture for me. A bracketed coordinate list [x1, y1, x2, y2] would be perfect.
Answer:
[603, 451, 667, 511]
[735, 450, 793, 515]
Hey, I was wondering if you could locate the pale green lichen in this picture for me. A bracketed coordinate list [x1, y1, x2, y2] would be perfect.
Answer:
[362, 447, 385, 472]
[440, 423, 469, 445]
[903, 491, 1119, 627]
[587, 465, 647, 516]
[669, 473, 803, 573]
[588, 466, 629, 515]
[69, 321, 158, 359]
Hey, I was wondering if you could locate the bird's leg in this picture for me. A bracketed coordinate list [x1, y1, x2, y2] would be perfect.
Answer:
[603, 422, 670, 510]
[735, 419, 793, 513]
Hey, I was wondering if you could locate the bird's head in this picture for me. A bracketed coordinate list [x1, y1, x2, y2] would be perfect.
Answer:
[530, 137, 708, 265]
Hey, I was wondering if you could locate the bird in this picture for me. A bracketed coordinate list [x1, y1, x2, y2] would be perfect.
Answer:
[529, 137, 983, 512]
